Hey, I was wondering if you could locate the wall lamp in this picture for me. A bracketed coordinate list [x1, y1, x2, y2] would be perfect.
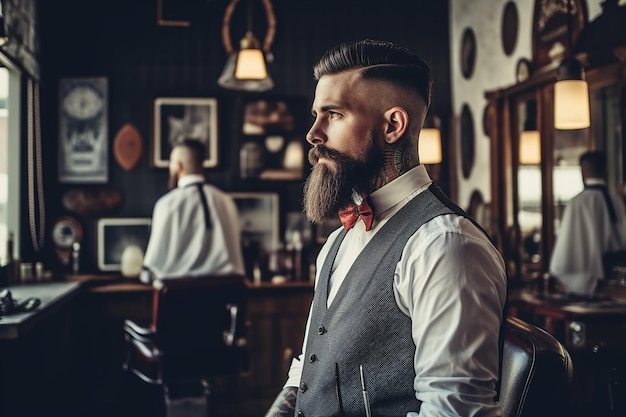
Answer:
[418, 115, 443, 164]
[218, 0, 275, 92]
[520, 100, 541, 165]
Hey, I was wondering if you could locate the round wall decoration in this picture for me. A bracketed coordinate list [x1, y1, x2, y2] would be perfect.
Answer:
[460, 104, 475, 179]
[460, 27, 477, 79]
[501, 1, 519, 56]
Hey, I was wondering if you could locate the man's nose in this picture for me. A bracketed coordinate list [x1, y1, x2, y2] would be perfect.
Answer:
[306, 122, 326, 145]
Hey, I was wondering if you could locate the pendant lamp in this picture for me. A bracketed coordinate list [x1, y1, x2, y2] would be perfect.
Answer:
[218, 0, 275, 92]
[519, 100, 541, 165]
[553, 0, 590, 130]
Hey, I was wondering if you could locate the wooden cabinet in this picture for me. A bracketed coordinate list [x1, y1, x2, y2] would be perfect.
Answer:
[231, 283, 313, 415]
[70, 279, 313, 417]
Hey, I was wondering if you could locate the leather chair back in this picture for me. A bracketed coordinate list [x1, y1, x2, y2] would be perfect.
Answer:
[499, 316, 573, 417]
[123, 274, 248, 384]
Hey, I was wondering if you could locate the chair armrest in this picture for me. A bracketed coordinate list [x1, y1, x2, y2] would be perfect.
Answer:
[123, 319, 155, 344]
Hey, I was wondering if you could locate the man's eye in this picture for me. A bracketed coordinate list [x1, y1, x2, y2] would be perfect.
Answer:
[329, 111, 340, 118]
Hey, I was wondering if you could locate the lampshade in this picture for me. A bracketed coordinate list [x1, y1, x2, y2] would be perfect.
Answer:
[235, 47, 267, 80]
[418, 127, 442, 164]
[553, 0, 590, 130]
[218, 0, 275, 92]
[519, 130, 541, 165]
[554, 78, 590, 129]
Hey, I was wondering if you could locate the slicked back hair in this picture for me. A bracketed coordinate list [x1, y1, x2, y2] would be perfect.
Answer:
[313, 39, 433, 107]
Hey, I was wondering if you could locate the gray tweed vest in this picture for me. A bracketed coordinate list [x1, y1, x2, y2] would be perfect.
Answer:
[296, 185, 461, 417]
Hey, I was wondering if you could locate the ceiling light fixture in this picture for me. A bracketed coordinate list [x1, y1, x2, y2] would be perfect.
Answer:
[218, 0, 275, 92]
[553, 0, 590, 130]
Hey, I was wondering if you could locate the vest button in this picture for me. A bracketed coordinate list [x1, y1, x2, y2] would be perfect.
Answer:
[309, 354, 317, 363]
[297, 411, 305, 417]
[317, 326, 326, 335]
[299, 382, 308, 392]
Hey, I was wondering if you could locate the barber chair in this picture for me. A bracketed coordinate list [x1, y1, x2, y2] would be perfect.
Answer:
[499, 316, 574, 417]
[122, 274, 248, 417]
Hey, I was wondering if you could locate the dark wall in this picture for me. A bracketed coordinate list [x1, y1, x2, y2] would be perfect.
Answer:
[35, 0, 451, 272]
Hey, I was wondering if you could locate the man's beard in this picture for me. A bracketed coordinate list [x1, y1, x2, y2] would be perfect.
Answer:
[303, 131, 383, 224]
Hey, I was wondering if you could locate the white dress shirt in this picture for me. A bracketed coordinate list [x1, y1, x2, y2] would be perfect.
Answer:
[141, 174, 245, 283]
[285, 165, 508, 417]
[549, 178, 626, 295]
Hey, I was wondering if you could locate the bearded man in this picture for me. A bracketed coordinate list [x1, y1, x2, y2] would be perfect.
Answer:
[264, 39, 507, 417]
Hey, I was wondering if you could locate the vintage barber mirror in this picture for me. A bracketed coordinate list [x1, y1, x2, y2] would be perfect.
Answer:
[590, 83, 622, 191]
[515, 97, 543, 274]
[551, 129, 586, 238]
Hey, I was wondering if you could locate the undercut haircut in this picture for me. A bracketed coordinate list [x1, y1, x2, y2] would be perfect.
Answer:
[177, 139, 206, 169]
[313, 39, 433, 107]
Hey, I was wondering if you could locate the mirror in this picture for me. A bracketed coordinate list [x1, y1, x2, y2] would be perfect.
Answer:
[515, 97, 543, 274]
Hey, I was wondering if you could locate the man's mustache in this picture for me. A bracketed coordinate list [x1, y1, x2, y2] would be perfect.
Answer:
[308, 146, 345, 165]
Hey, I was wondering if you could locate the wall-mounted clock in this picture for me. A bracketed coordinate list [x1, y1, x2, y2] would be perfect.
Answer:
[52, 216, 83, 265]
[516, 58, 533, 83]
[58, 77, 109, 183]
[62, 85, 105, 120]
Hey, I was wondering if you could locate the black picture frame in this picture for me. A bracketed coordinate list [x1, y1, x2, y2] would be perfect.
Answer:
[97, 218, 151, 271]
[153, 97, 218, 168]
[229, 192, 279, 252]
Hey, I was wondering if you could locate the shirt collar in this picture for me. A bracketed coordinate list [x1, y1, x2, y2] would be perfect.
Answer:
[177, 174, 205, 188]
[584, 178, 606, 187]
[367, 165, 433, 219]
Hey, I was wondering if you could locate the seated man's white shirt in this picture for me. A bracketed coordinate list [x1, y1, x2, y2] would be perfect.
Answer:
[550, 178, 626, 295]
[141, 174, 245, 283]
[285, 165, 507, 417]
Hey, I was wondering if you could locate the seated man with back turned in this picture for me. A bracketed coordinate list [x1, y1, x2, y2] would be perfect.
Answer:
[264, 39, 507, 417]
[140, 139, 245, 284]
[550, 150, 626, 296]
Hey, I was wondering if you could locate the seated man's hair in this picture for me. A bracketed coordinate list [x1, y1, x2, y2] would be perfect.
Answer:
[579, 150, 606, 177]
[178, 139, 206, 166]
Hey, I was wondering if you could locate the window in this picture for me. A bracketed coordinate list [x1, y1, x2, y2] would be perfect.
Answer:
[0, 58, 21, 267]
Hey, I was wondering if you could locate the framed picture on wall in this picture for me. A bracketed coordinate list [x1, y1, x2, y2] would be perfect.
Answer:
[97, 217, 152, 271]
[58, 77, 109, 183]
[239, 96, 307, 181]
[229, 192, 279, 253]
[153, 97, 218, 168]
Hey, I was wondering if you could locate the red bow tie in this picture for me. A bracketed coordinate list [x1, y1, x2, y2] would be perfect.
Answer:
[337, 197, 374, 231]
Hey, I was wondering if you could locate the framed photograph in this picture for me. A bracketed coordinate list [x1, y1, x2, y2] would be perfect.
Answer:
[58, 77, 109, 183]
[153, 97, 218, 168]
[97, 218, 152, 271]
[229, 192, 279, 253]
[239, 96, 307, 181]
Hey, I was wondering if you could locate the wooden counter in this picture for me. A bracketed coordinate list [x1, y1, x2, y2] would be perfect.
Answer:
[0, 281, 81, 339]
[513, 289, 626, 351]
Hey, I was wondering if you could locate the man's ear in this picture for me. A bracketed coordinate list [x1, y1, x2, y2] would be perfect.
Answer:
[383, 107, 409, 144]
